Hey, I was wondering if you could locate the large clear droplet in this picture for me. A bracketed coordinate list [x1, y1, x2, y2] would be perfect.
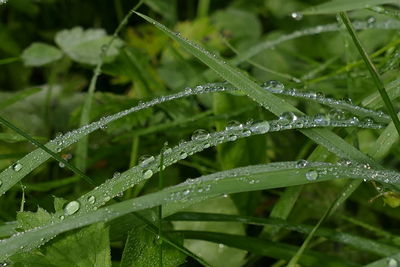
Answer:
[306, 170, 319, 181]
[12, 163, 23, 172]
[191, 129, 210, 141]
[250, 121, 270, 134]
[139, 155, 155, 167]
[263, 80, 285, 93]
[87, 195, 96, 204]
[296, 160, 308, 168]
[143, 169, 153, 179]
[279, 112, 299, 125]
[291, 12, 303, 21]
[388, 258, 398, 267]
[64, 201, 80, 215]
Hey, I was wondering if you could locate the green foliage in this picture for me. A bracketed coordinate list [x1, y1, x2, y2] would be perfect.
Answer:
[1, 0, 400, 266]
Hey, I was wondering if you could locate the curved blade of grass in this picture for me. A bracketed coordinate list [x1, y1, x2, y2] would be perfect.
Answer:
[362, 77, 400, 109]
[134, 12, 382, 168]
[229, 20, 400, 66]
[299, 0, 397, 15]
[172, 231, 359, 267]
[2, 161, 400, 260]
[365, 254, 400, 267]
[0, 85, 228, 196]
[0, 79, 384, 196]
[166, 212, 399, 256]
[287, 179, 361, 267]
[75, 0, 144, 171]
[0, 116, 96, 186]
[339, 12, 400, 137]
[69, 116, 383, 217]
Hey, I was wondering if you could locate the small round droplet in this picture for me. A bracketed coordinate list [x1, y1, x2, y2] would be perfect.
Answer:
[291, 12, 303, 21]
[58, 162, 65, 168]
[306, 170, 319, 181]
[59, 215, 65, 220]
[113, 172, 121, 179]
[314, 113, 330, 126]
[64, 201, 80, 216]
[296, 160, 308, 168]
[88, 195, 96, 204]
[179, 151, 188, 159]
[191, 129, 210, 141]
[366, 16, 376, 27]
[263, 80, 285, 93]
[143, 169, 153, 179]
[279, 112, 299, 125]
[226, 120, 243, 130]
[12, 163, 23, 172]
[139, 155, 155, 167]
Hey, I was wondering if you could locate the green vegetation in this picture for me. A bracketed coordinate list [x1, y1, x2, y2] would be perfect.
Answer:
[1, 0, 400, 266]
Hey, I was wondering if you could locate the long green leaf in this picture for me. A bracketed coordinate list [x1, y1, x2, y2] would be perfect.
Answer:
[300, 0, 397, 15]
[1, 161, 400, 260]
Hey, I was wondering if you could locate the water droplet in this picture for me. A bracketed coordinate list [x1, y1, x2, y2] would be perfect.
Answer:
[0, 0, 8, 5]
[263, 80, 285, 93]
[362, 117, 374, 126]
[12, 163, 23, 172]
[291, 12, 303, 21]
[296, 160, 309, 168]
[179, 151, 188, 159]
[226, 120, 243, 130]
[191, 129, 210, 141]
[228, 134, 237, 141]
[143, 169, 153, 179]
[183, 189, 190, 196]
[367, 16, 376, 27]
[88, 195, 96, 204]
[329, 109, 345, 120]
[58, 162, 65, 168]
[250, 121, 270, 134]
[59, 215, 65, 220]
[313, 113, 330, 126]
[139, 155, 155, 167]
[338, 159, 352, 166]
[64, 201, 80, 215]
[349, 116, 360, 125]
[306, 170, 319, 181]
[113, 172, 121, 179]
[279, 112, 299, 125]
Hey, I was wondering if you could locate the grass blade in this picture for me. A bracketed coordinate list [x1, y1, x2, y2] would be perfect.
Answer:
[1, 161, 400, 259]
[300, 0, 398, 15]
[74, 0, 144, 171]
[339, 12, 400, 137]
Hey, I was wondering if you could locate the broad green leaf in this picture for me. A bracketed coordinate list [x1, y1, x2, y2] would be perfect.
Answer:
[120, 226, 186, 267]
[17, 207, 52, 230]
[10, 223, 111, 267]
[55, 27, 123, 65]
[21, 43, 63, 67]
[300, 0, 398, 15]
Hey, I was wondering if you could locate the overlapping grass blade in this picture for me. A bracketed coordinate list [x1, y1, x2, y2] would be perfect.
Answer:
[172, 231, 359, 267]
[2, 161, 400, 260]
[0, 116, 96, 186]
[75, 0, 144, 171]
[339, 12, 400, 137]
[300, 0, 397, 15]
[167, 212, 399, 256]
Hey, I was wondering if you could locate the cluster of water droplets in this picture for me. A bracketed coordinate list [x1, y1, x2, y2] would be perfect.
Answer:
[261, 80, 389, 124]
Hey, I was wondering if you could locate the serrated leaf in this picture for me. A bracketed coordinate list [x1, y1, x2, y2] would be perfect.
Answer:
[10, 223, 111, 267]
[21, 43, 63, 66]
[301, 0, 398, 15]
[55, 27, 123, 65]
[17, 207, 52, 230]
[121, 226, 186, 267]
